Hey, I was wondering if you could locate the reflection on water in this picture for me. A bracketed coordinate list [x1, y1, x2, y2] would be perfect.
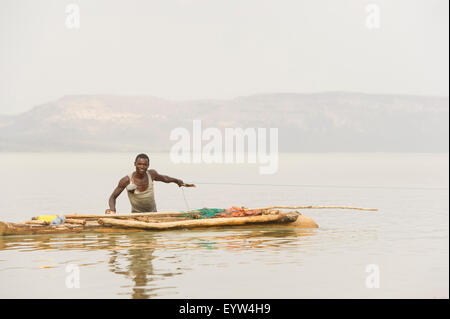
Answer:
[107, 235, 160, 299]
[1, 153, 447, 298]
[0, 227, 316, 298]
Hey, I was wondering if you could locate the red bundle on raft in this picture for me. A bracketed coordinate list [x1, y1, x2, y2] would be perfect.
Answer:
[190, 206, 264, 219]
[219, 206, 263, 218]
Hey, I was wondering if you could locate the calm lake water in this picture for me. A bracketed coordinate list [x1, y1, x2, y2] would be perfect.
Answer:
[0, 153, 448, 298]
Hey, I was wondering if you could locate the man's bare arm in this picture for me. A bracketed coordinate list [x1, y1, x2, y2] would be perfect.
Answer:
[107, 176, 129, 213]
[149, 169, 184, 186]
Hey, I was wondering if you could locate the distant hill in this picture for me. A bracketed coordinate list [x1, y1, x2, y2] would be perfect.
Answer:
[0, 92, 448, 152]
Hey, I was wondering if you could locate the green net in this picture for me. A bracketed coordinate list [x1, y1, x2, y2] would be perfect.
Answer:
[182, 207, 263, 219]
[184, 208, 226, 219]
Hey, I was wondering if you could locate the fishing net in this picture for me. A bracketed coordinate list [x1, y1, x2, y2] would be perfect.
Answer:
[185, 206, 263, 219]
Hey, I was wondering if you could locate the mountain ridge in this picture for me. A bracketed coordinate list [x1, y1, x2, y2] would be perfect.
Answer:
[0, 92, 448, 152]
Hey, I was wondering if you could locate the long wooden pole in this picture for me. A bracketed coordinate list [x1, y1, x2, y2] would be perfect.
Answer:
[63, 211, 194, 219]
[251, 205, 378, 211]
[61, 205, 376, 220]
[98, 212, 298, 230]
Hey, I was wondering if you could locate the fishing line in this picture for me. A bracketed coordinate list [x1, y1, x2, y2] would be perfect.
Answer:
[181, 187, 191, 211]
[192, 182, 445, 191]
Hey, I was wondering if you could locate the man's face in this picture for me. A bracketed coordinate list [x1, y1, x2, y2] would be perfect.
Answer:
[135, 158, 149, 174]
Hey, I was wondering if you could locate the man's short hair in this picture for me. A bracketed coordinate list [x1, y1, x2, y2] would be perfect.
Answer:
[135, 153, 149, 163]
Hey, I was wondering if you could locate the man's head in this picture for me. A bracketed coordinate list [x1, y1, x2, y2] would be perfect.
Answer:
[134, 153, 150, 174]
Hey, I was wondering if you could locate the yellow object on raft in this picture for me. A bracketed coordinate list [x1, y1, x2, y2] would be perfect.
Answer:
[37, 215, 58, 223]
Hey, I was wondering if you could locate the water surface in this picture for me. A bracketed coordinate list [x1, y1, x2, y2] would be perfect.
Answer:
[0, 153, 448, 298]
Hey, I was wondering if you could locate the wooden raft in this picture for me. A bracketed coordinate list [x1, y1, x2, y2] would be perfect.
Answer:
[0, 210, 317, 236]
[98, 212, 298, 230]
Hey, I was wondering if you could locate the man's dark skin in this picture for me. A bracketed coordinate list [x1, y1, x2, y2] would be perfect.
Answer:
[106, 157, 185, 214]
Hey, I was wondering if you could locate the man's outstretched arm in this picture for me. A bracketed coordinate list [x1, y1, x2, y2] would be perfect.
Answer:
[106, 176, 129, 214]
[149, 169, 184, 187]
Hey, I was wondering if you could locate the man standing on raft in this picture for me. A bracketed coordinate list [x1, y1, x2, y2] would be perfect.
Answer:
[106, 153, 190, 214]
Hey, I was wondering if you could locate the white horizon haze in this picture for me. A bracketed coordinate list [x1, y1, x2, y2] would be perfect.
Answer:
[0, 0, 448, 115]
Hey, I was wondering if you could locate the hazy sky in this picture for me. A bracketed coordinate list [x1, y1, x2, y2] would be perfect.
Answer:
[0, 0, 448, 114]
